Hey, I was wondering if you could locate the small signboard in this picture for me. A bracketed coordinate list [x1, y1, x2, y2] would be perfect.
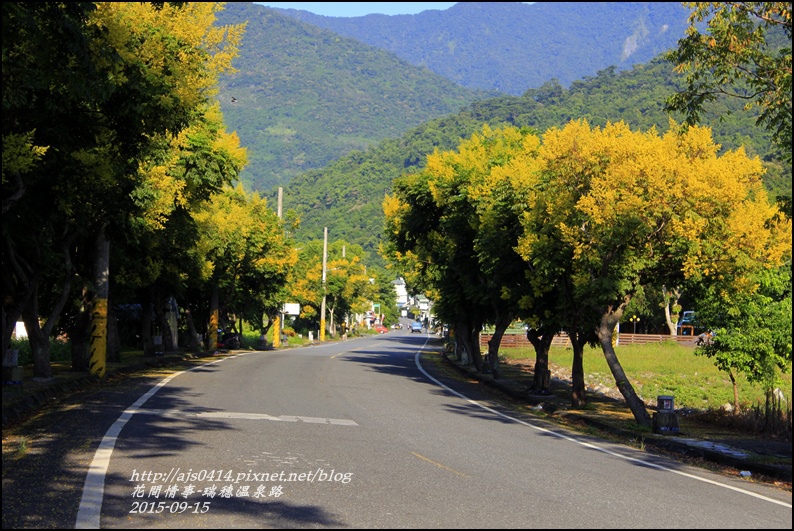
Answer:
[283, 303, 300, 315]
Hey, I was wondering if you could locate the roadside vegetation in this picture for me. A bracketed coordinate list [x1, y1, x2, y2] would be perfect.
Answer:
[500, 343, 792, 415]
[384, 3, 791, 431]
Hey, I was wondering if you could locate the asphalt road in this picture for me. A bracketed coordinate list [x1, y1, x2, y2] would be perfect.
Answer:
[3, 328, 792, 528]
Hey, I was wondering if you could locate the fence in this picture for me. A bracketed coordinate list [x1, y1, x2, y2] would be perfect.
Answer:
[480, 332, 699, 349]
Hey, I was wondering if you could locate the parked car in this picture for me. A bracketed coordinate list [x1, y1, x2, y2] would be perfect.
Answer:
[410, 322, 423, 333]
[677, 311, 696, 335]
[374, 324, 388, 334]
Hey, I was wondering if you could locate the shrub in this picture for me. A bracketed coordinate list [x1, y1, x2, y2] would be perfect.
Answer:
[9, 337, 71, 365]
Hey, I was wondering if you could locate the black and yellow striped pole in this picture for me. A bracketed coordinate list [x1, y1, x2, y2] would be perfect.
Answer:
[89, 230, 110, 378]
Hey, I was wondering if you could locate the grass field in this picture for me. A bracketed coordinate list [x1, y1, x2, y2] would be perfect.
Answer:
[498, 341, 792, 412]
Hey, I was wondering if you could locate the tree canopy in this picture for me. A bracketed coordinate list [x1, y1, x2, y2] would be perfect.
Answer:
[385, 119, 791, 427]
[665, 2, 792, 162]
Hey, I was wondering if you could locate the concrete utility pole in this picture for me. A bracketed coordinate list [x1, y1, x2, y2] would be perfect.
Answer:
[89, 226, 110, 378]
[273, 187, 284, 347]
[320, 227, 328, 341]
[277, 187, 283, 219]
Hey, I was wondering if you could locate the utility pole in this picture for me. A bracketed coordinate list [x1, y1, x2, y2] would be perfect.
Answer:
[277, 186, 283, 220]
[320, 227, 328, 341]
[89, 226, 110, 377]
[272, 187, 285, 348]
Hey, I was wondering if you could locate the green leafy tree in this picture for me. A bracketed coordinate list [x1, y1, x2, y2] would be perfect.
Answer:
[384, 142, 490, 371]
[385, 125, 548, 376]
[289, 52, 789, 266]
[192, 184, 293, 349]
[696, 264, 792, 414]
[285, 239, 383, 338]
[665, 2, 792, 162]
[2, 2, 244, 375]
[323, 242, 373, 337]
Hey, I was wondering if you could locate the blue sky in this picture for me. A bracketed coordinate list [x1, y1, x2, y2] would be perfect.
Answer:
[253, 3, 464, 17]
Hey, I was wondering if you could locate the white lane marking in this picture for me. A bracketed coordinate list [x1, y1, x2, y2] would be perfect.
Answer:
[129, 408, 358, 425]
[76, 354, 239, 528]
[413, 342, 792, 509]
[76, 350, 360, 528]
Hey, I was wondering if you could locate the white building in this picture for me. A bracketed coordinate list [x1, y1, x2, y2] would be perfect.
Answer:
[392, 277, 409, 316]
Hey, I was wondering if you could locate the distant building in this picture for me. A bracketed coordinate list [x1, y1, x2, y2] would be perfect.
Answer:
[417, 295, 429, 312]
[392, 277, 408, 306]
[391, 277, 409, 317]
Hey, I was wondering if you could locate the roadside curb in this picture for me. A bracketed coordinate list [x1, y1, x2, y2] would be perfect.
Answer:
[438, 350, 792, 484]
[2, 353, 189, 428]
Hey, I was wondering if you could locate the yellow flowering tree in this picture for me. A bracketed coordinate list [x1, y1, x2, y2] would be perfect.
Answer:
[517, 119, 790, 426]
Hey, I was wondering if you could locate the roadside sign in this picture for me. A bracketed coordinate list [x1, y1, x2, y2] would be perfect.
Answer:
[283, 303, 300, 315]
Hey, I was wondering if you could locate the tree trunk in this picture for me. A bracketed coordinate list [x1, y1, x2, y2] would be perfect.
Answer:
[2, 231, 39, 372]
[22, 260, 74, 378]
[662, 285, 681, 336]
[597, 304, 652, 428]
[21, 293, 52, 379]
[568, 329, 588, 408]
[70, 287, 92, 372]
[729, 370, 740, 413]
[19, 237, 76, 378]
[2, 298, 31, 372]
[527, 328, 554, 394]
[140, 289, 155, 358]
[184, 301, 202, 353]
[106, 300, 121, 362]
[154, 292, 174, 353]
[209, 282, 220, 351]
[261, 313, 276, 347]
[457, 319, 483, 372]
[486, 313, 513, 379]
[469, 323, 483, 371]
[2, 307, 16, 368]
[329, 303, 336, 337]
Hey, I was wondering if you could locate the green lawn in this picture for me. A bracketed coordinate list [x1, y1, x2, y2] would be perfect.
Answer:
[499, 341, 792, 411]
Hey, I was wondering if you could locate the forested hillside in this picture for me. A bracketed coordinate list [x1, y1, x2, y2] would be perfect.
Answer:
[269, 2, 693, 94]
[214, 3, 496, 191]
[277, 57, 790, 265]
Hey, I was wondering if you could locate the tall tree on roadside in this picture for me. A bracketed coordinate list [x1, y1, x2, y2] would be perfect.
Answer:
[383, 139, 491, 372]
[464, 126, 544, 377]
[3, 2, 116, 377]
[2, 2, 244, 375]
[517, 119, 788, 427]
[86, 2, 245, 370]
[119, 101, 248, 358]
[192, 184, 293, 350]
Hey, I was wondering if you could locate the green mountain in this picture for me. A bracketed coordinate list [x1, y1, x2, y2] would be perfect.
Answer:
[267, 2, 693, 95]
[214, 3, 496, 191]
[275, 57, 790, 265]
[212, 2, 788, 268]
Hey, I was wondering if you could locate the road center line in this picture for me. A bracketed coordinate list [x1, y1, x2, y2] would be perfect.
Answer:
[411, 451, 470, 477]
